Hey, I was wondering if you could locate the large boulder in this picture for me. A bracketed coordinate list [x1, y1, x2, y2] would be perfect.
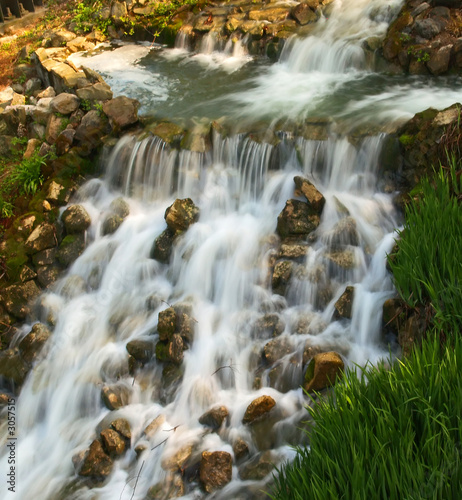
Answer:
[199, 451, 232, 493]
[303, 351, 344, 392]
[102, 96, 139, 130]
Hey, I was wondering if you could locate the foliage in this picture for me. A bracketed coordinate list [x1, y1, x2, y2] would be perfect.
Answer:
[8, 152, 46, 196]
[388, 160, 462, 333]
[270, 334, 462, 500]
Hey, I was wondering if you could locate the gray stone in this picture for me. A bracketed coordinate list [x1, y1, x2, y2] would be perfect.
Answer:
[415, 18, 441, 39]
[50, 93, 80, 115]
[76, 82, 113, 101]
[61, 205, 91, 234]
[102, 96, 139, 130]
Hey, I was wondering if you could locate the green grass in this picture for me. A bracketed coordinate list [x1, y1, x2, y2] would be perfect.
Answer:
[388, 159, 462, 333]
[270, 335, 462, 499]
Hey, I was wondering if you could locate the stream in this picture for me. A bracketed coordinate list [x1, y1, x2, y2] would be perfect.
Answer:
[2, 0, 462, 499]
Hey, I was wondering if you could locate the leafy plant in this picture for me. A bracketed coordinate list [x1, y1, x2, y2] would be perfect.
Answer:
[270, 334, 462, 499]
[9, 152, 46, 196]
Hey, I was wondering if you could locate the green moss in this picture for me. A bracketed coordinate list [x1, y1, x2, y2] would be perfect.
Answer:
[155, 341, 170, 362]
[398, 133, 415, 147]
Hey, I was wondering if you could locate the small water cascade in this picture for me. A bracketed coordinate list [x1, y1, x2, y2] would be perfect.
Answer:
[2, 0, 457, 498]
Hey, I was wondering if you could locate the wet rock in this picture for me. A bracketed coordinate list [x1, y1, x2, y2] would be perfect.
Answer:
[151, 228, 176, 263]
[18, 323, 51, 365]
[61, 205, 91, 234]
[110, 197, 130, 218]
[103, 96, 139, 130]
[3, 280, 41, 319]
[147, 473, 185, 499]
[46, 180, 72, 205]
[111, 418, 131, 440]
[239, 451, 275, 480]
[60, 275, 87, 299]
[233, 438, 250, 461]
[102, 214, 123, 236]
[168, 334, 184, 365]
[272, 260, 293, 296]
[199, 406, 229, 430]
[303, 351, 344, 392]
[36, 265, 61, 288]
[325, 250, 356, 269]
[126, 339, 155, 364]
[291, 4, 317, 26]
[278, 242, 309, 260]
[50, 93, 80, 115]
[161, 444, 193, 471]
[334, 286, 355, 320]
[326, 217, 359, 247]
[144, 414, 166, 437]
[0, 349, 29, 385]
[252, 313, 285, 338]
[101, 384, 131, 410]
[276, 199, 320, 239]
[200, 451, 232, 493]
[263, 336, 293, 365]
[57, 234, 85, 267]
[100, 429, 125, 457]
[293, 176, 325, 213]
[158, 307, 177, 341]
[242, 395, 276, 424]
[25, 222, 57, 254]
[76, 82, 113, 101]
[165, 198, 200, 233]
[79, 439, 113, 480]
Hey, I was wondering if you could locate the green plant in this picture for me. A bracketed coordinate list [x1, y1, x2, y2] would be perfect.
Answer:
[9, 152, 46, 195]
[270, 334, 462, 499]
[0, 197, 14, 219]
[388, 160, 462, 333]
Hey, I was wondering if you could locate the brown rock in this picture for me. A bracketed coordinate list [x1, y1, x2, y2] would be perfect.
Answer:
[276, 199, 320, 239]
[233, 438, 250, 461]
[165, 198, 200, 233]
[251, 313, 285, 338]
[291, 4, 317, 25]
[126, 339, 155, 364]
[151, 228, 176, 263]
[100, 429, 125, 457]
[46, 181, 71, 205]
[427, 45, 452, 76]
[76, 82, 113, 101]
[200, 451, 232, 493]
[62, 205, 91, 234]
[75, 109, 109, 151]
[101, 214, 123, 236]
[101, 384, 131, 410]
[79, 439, 113, 479]
[334, 286, 355, 319]
[303, 351, 344, 392]
[102, 96, 139, 130]
[18, 323, 51, 364]
[158, 307, 177, 341]
[199, 406, 229, 430]
[242, 395, 276, 424]
[3, 281, 41, 319]
[0, 349, 29, 385]
[110, 418, 131, 440]
[45, 114, 65, 144]
[50, 93, 80, 115]
[272, 260, 293, 296]
[294, 176, 325, 213]
[57, 234, 85, 267]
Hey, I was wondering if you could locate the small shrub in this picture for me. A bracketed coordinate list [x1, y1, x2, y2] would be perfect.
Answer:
[9, 152, 46, 196]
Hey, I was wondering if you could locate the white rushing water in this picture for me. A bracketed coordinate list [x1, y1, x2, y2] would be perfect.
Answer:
[2, 0, 459, 498]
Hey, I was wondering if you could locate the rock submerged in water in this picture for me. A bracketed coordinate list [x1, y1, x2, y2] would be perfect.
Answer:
[78, 439, 113, 480]
[199, 405, 229, 430]
[334, 286, 355, 320]
[61, 204, 91, 234]
[303, 351, 344, 392]
[276, 199, 321, 240]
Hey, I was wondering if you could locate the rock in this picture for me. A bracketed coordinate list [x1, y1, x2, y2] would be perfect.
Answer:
[126, 339, 155, 364]
[233, 438, 250, 461]
[325, 250, 356, 269]
[56, 128, 75, 156]
[102, 96, 139, 130]
[334, 286, 355, 319]
[291, 4, 317, 25]
[200, 451, 232, 493]
[45, 114, 65, 144]
[279, 242, 309, 260]
[199, 406, 229, 430]
[144, 415, 165, 437]
[19, 265, 37, 282]
[81, 66, 105, 84]
[239, 451, 274, 480]
[0, 349, 29, 385]
[100, 429, 125, 457]
[111, 418, 131, 440]
[25, 223, 57, 254]
[61, 205, 91, 234]
[76, 82, 113, 101]
[248, 8, 289, 23]
[272, 260, 293, 296]
[50, 93, 80, 115]
[168, 334, 184, 365]
[51, 29, 76, 47]
[415, 18, 441, 39]
[276, 199, 320, 239]
[263, 337, 292, 365]
[398, 314, 425, 356]
[303, 351, 344, 392]
[37, 264, 61, 288]
[427, 45, 452, 75]
[382, 297, 403, 333]
[158, 307, 177, 341]
[251, 313, 285, 338]
[102, 214, 123, 235]
[79, 439, 113, 479]
[242, 395, 276, 424]
[3, 279, 41, 319]
[161, 444, 193, 471]
[0, 87, 25, 110]
[57, 234, 86, 267]
[66, 37, 95, 53]
[24, 77, 42, 95]
[111, 1, 128, 24]
[18, 323, 51, 365]
[23, 138, 41, 159]
[101, 384, 131, 410]
[293, 176, 325, 213]
[110, 197, 130, 218]
[326, 217, 359, 247]
[147, 474, 185, 499]
[151, 228, 176, 263]
[74, 109, 109, 150]
[165, 198, 199, 233]
[46, 181, 71, 205]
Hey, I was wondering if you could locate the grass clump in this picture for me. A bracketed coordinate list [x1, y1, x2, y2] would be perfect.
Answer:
[388, 159, 462, 333]
[270, 335, 462, 500]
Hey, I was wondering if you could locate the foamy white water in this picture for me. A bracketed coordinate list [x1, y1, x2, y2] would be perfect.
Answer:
[2, 0, 459, 498]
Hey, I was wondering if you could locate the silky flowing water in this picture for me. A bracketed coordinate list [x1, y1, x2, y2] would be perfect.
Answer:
[2, 0, 462, 499]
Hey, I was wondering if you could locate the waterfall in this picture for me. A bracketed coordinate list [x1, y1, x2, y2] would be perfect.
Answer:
[0, 0, 443, 498]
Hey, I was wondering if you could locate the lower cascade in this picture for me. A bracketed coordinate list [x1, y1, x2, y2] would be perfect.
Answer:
[1, 0, 462, 498]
